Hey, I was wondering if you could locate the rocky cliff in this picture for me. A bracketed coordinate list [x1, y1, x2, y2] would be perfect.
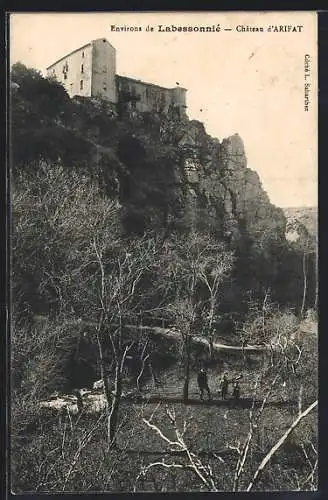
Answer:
[91, 106, 287, 248]
[12, 64, 289, 305]
[11, 64, 286, 249]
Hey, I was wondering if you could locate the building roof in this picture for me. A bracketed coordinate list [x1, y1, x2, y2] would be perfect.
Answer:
[46, 38, 115, 70]
[46, 42, 92, 70]
[117, 74, 187, 92]
[46, 38, 187, 94]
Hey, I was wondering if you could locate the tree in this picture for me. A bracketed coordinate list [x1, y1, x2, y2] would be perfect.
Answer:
[134, 305, 317, 491]
[136, 398, 317, 492]
[198, 242, 235, 358]
[90, 234, 160, 446]
[11, 63, 94, 169]
[12, 161, 163, 448]
[160, 232, 234, 401]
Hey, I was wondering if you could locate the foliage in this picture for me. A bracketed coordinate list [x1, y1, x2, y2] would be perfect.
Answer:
[11, 63, 89, 168]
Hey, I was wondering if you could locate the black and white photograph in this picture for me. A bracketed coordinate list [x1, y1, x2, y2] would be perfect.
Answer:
[9, 11, 318, 493]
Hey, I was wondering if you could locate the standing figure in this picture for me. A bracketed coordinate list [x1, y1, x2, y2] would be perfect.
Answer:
[232, 380, 240, 402]
[197, 368, 211, 401]
[220, 373, 229, 400]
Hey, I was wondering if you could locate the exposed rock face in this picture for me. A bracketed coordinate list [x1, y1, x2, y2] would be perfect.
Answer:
[12, 64, 290, 311]
[155, 117, 286, 243]
[12, 65, 286, 248]
[283, 207, 317, 245]
[101, 111, 288, 301]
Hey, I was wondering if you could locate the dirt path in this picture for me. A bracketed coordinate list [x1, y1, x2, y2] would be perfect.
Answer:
[65, 318, 269, 354]
[125, 324, 269, 353]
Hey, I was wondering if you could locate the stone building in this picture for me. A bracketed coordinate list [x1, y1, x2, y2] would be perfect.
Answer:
[47, 38, 187, 116]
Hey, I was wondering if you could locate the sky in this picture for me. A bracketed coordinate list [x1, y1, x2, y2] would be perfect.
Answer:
[9, 11, 318, 208]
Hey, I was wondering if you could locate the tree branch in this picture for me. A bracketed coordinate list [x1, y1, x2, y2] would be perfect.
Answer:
[247, 400, 318, 491]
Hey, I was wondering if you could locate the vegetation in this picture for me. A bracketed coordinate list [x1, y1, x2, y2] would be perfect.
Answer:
[10, 64, 318, 492]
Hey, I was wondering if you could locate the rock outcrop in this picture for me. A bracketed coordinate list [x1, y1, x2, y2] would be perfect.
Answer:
[12, 66, 291, 312]
[39, 386, 136, 416]
[283, 207, 317, 245]
[113, 111, 287, 246]
[11, 64, 287, 248]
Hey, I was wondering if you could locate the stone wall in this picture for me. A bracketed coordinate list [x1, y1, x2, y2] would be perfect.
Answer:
[47, 38, 188, 114]
[116, 75, 187, 116]
[47, 43, 93, 98]
[91, 39, 117, 103]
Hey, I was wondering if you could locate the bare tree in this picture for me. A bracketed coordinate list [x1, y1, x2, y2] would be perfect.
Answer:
[198, 243, 235, 357]
[160, 232, 234, 401]
[135, 405, 219, 492]
[13, 164, 162, 448]
[229, 373, 279, 491]
[136, 336, 151, 393]
[91, 235, 160, 446]
[136, 375, 317, 492]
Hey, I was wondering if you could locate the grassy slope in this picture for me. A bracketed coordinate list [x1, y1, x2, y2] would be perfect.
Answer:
[112, 316, 317, 491]
[12, 319, 317, 493]
[110, 362, 310, 491]
[119, 362, 295, 450]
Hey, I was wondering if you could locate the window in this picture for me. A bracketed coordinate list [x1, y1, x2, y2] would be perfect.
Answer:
[63, 61, 68, 81]
[80, 80, 83, 90]
[81, 64, 84, 73]
[82, 51, 84, 58]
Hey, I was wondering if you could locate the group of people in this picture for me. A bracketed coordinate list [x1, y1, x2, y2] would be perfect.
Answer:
[197, 368, 243, 403]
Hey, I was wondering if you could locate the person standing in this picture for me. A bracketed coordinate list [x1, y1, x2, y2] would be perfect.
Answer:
[197, 368, 211, 401]
[232, 380, 240, 402]
[220, 373, 229, 400]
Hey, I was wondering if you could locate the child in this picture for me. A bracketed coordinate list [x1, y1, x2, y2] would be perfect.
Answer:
[220, 373, 229, 400]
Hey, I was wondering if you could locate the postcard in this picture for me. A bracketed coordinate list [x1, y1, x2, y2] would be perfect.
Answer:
[9, 11, 318, 493]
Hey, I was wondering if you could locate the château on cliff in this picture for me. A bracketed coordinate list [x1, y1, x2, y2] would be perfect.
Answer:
[47, 37, 187, 117]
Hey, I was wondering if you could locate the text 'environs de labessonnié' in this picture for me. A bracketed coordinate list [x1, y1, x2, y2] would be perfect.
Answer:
[110, 24, 304, 34]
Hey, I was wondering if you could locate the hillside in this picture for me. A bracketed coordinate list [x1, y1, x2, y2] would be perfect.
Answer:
[15, 326, 317, 493]
[12, 63, 286, 242]
[11, 62, 294, 314]
[10, 63, 318, 493]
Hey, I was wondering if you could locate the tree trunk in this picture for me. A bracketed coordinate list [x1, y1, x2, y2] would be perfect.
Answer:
[148, 362, 157, 389]
[300, 248, 307, 318]
[108, 361, 123, 447]
[298, 383, 304, 416]
[137, 353, 150, 393]
[207, 299, 215, 361]
[247, 400, 318, 491]
[96, 328, 112, 406]
[183, 336, 191, 402]
[136, 339, 150, 393]
[314, 249, 318, 312]
[208, 336, 214, 361]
